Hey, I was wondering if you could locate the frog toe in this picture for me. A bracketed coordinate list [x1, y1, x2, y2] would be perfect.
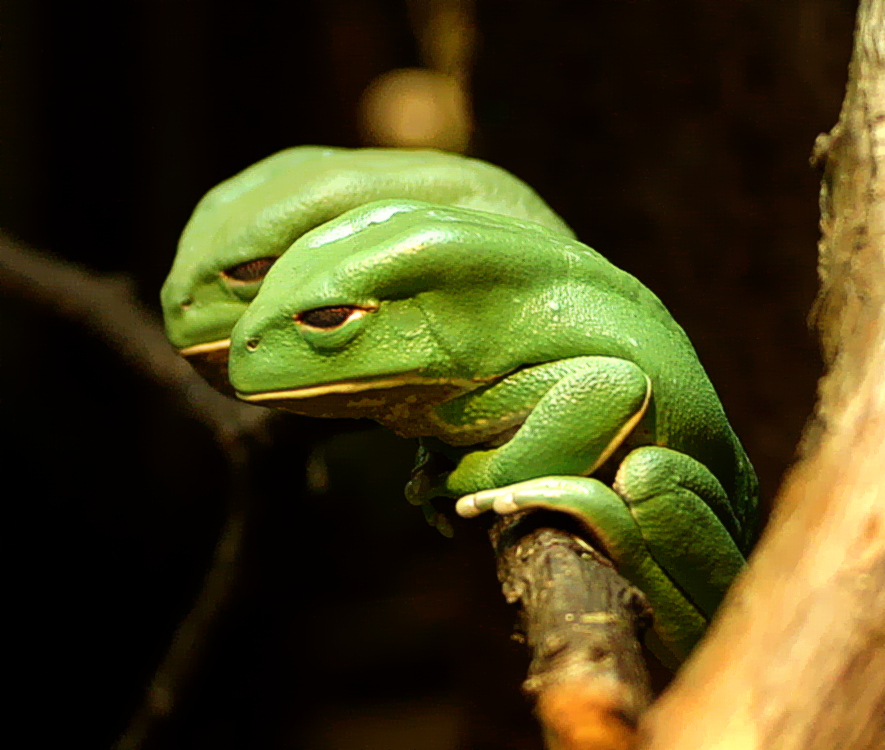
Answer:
[455, 488, 517, 517]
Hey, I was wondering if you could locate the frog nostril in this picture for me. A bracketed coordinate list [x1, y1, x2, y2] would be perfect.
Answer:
[245, 337, 260, 352]
[180, 297, 193, 310]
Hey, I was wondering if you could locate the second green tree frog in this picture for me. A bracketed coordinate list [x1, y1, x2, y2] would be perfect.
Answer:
[160, 146, 573, 391]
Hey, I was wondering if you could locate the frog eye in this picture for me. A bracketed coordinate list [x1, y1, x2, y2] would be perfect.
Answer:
[222, 256, 277, 283]
[295, 305, 374, 330]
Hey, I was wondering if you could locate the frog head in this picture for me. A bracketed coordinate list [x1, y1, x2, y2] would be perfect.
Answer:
[161, 146, 573, 392]
[228, 199, 599, 436]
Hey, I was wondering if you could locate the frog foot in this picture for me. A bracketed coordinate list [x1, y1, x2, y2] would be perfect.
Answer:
[455, 476, 641, 560]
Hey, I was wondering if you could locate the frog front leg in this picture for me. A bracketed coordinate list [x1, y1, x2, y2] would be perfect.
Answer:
[443, 356, 654, 494]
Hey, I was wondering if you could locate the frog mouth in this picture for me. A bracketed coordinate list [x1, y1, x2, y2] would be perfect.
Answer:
[236, 376, 482, 436]
[238, 374, 474, 402]
[177, 338, 233, 395]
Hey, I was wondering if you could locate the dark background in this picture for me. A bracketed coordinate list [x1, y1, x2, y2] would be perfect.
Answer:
[1, 1, 856, 748]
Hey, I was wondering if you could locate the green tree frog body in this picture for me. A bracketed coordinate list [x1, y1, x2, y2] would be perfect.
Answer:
[160, 146, 573, 390]
[228, 200, 758, 667]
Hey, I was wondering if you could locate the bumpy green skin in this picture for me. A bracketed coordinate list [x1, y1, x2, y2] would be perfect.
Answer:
[228, 200, 758, 667]
[161, 146, 574, 353]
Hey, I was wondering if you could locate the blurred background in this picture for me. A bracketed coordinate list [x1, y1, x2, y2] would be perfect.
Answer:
[1, 1, 856, 748]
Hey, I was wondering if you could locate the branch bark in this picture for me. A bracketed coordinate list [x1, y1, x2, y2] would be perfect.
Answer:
[637, 1, 885, 748]
[492, 513, 654, 750]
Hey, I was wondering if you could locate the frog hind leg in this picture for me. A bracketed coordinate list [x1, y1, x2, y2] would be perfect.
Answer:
[613, 445, 747, 619]
[456, 474, 706, 665]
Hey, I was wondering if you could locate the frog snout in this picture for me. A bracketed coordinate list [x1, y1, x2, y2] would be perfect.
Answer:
[230, 309, 295, 363]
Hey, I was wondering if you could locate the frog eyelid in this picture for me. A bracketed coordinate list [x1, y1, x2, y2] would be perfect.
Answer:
[218, 214, 338, 285]
[294, 304, 378, 331]
[221, 256, 278, 284]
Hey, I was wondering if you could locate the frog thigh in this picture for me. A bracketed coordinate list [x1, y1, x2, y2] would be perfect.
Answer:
[614, 446, 747, 619]
[445, 356, 650, 495]
[456, 475, 704, 665]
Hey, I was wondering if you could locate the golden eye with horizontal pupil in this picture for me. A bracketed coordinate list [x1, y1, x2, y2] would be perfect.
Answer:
[295, 306, 372, 329]
[222, 256, 277, 283]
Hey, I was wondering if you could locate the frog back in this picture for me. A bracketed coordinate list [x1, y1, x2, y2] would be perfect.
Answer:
[430, 239, 758, 548]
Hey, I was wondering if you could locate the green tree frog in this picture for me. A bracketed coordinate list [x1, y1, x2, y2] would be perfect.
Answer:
[226, 199, 758, 666]
[160, 146, 574, 390]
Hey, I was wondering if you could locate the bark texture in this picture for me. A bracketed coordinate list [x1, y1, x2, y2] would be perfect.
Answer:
[638, 1, 885, 748]
[492, 515, 654, 750]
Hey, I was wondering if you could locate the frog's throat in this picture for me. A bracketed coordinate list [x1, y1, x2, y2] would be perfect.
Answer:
[177, 338, 231, 357]
[237, 375, 482, 403]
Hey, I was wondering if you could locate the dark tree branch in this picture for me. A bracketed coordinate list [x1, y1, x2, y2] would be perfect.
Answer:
[0, 232, 268, 445]
[0, 233, 270, 750]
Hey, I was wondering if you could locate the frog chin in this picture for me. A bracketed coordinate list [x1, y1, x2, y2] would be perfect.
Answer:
[178, 338, 233, 395]
[236, 374, 485, 438]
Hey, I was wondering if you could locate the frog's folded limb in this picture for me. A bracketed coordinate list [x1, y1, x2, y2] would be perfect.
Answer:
[456, 475, 705, 665]
[441, 356, 651, 495]
[613, 446, 746, 618]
